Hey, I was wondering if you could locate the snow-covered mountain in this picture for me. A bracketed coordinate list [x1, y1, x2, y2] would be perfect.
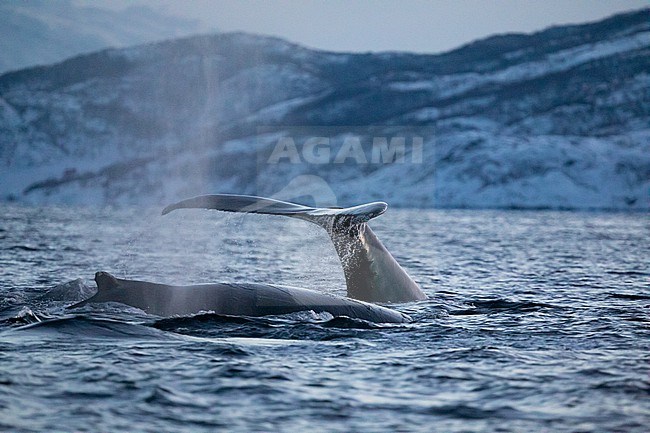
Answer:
[1, 9, 648, 210]
[0, 0, 201, 74]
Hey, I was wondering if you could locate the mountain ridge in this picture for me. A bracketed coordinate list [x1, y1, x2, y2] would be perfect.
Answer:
[0, 0, 202, 74]
[0, 9, 648, 210]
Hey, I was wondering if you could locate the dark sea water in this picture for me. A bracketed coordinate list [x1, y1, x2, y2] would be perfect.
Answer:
[0, 204, 648, 432]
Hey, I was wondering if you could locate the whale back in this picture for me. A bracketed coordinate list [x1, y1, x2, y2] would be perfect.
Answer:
[162, 194, 427, 303]
[70, 272, 409, 323]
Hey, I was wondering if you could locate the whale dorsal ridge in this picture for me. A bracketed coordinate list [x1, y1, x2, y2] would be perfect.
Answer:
[95, 271, 120, 291]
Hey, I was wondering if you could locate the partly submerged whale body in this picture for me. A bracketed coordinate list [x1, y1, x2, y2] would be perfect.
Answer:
[74, 194, 427, 323]
[73, 272, 410, 323]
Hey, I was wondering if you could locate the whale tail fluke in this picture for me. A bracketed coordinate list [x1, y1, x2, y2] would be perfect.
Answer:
[161, 194, 386, 231]
[161, 194, 426, 304]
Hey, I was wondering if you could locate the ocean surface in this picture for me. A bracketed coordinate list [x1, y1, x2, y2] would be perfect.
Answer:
[0, 204, 648, 432]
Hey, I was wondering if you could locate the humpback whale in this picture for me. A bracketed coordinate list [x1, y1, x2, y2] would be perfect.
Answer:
[73, 194, 426, 323]
[72, 272, 410, 323]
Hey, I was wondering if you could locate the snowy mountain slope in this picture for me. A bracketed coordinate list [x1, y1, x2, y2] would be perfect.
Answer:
[0, 0, 201, 74]
[0, 9, 648, 209]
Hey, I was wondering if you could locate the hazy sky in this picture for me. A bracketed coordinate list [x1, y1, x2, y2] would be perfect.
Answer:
[82, 0, 648, 53]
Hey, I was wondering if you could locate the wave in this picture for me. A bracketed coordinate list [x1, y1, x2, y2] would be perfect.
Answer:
[152, 310, 386, 329]
[3, 245, 45, 251]
[151, 310, 395, 341]
[3, 316, 176, 342]
[420, 403, 525, 420]
[608, 293, 650, 301]
[448, 298, 558, 316]
[605, 270, 649, 277]
[0, 306, 45, 326]
[1, 304, 401, 344]
[592, 379, 650, 397]
[38, 279, 96, 302]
